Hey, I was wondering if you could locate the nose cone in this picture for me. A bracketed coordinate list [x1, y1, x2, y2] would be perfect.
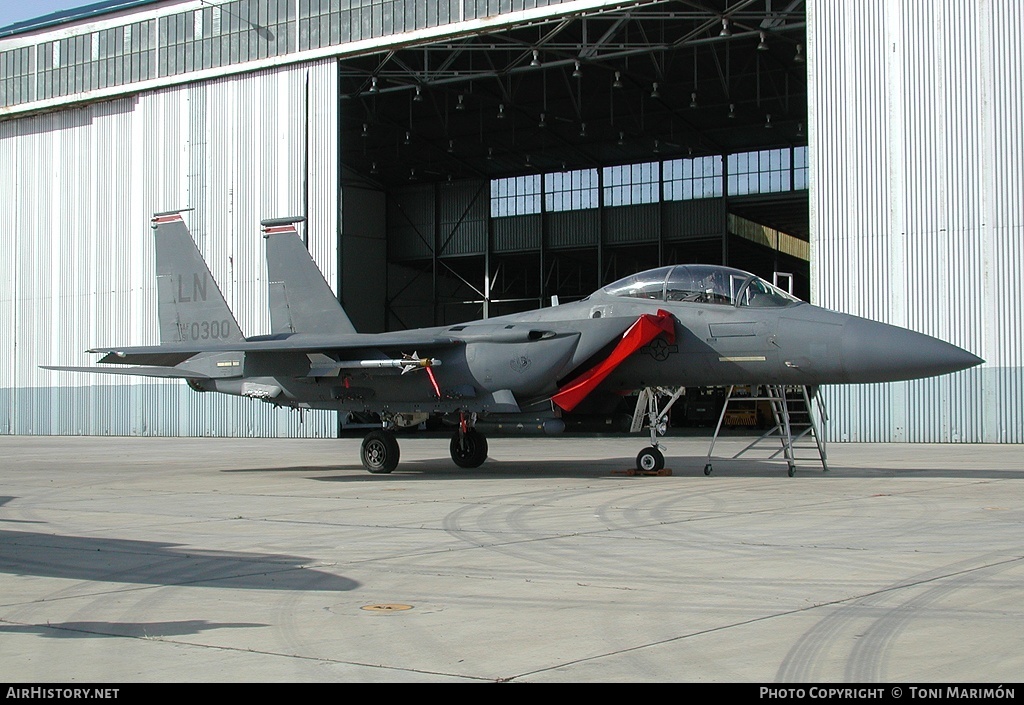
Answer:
[842, 318, 983, 383]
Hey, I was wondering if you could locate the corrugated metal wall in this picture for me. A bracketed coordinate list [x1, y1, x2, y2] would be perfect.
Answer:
[388, 183, 436, 261]
[387, 179, 490, 259]
[493, 214, 541, 253]
[437, 180, 488, 257]
[663, 198, 727, 241]
[547, 209, 599, 249]
[0, 58, 340, 437]
[809, 0, 1022, 442]
[604, 203, 658, 245]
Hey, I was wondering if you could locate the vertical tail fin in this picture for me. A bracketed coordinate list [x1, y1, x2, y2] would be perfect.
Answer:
[262, 217, 358, 335]
[153, 211, 245, 344]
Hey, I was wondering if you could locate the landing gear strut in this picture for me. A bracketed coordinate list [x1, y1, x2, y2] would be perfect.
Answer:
[630, 387, 685, 472]
[450, 413, 488, 468]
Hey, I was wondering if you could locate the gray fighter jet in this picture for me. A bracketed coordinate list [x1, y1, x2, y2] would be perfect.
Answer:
[44, 212, 983, 474]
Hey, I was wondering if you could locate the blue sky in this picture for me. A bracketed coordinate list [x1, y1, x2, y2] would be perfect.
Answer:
[0, 1, 94, 29]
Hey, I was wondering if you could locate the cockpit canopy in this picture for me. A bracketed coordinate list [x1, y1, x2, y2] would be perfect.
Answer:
[600, 265, 800, 307]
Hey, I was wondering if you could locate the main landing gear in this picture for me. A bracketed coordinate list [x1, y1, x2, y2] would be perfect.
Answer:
[451, 428, 488, 468]
[450, 412, 488, 469]
[359, 412, 489, 473]
[361, 429, 400, 474]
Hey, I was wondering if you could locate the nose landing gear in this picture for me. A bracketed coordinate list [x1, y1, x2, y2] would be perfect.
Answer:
[630, 387, 684, 473]
[636, 446, 665, 472]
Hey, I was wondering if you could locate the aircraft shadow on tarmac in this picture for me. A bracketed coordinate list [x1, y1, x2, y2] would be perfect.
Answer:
[0, 619, 264, 640]
[226, 459, 1024, 481]
[0, 530, 359, 591]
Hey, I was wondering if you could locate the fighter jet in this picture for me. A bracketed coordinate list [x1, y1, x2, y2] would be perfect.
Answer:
[43, 211, 983, 474]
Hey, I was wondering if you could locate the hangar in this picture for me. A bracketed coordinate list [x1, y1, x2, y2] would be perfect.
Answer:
[0, 0, 1019, 443]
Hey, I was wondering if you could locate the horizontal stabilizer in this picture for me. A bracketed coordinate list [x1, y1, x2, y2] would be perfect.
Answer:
[41, 365, 210, 379]
[95, 351, 195, 366]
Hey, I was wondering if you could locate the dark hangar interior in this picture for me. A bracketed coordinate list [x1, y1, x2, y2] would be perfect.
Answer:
[335, 0, 808, 329]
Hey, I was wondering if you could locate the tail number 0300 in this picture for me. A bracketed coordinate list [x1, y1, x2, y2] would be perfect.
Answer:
[180, 320, 233, 341]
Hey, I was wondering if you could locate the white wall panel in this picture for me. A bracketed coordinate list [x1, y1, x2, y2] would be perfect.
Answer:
[809, 0, 1023, 443]
[0, 59, 339, 437]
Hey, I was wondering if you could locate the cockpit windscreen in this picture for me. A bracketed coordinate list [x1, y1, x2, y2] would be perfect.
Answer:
[601, 265, 799, 307]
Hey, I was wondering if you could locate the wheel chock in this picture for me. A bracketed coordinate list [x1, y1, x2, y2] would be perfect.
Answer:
[612, 467, 673, 476]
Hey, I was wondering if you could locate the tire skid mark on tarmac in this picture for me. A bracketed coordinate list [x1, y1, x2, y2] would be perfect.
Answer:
[438, 480, 893, 583]
[437, 481, 798, 594]
[842, 556, 1022, 682]
[440, 484, 632, 573]
[441, 484, 661, 579]
[503, 554, 1024, 683]
[775, 553, 1024, 682]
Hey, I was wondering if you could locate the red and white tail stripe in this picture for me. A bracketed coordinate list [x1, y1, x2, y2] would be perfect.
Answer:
[151, 213, 184, 225]
[262, 224, 297, 235]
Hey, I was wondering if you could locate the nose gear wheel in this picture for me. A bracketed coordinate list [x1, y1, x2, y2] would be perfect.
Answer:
[636, 447, 665, 472]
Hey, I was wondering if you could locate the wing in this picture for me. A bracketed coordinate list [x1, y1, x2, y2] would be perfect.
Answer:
[40, 365, 210, 379]
[86, 329, 461, 365]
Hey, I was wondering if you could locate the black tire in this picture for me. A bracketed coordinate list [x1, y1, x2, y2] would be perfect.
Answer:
[361, 430, 400, 474]
[636, 447, 664, 472]
[704, 463, 713, 476]
[450, 429, 488, 468]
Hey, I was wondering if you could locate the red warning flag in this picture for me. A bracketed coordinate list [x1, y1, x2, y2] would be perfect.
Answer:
[552, 310, 675, 412]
